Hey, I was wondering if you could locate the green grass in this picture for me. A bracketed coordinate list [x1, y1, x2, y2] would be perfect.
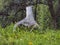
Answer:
[0, 24, 60, 45]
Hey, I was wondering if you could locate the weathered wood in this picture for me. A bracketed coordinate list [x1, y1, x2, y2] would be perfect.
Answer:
[13, 6, 40, 31]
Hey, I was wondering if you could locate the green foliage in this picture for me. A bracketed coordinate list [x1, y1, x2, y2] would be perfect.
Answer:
[0, 0, 60, 45]
[0, 24, 60, 45]
[37, 4, 52, 30]
[0, 0, 4, 10]
[0, 0, 60, 29]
